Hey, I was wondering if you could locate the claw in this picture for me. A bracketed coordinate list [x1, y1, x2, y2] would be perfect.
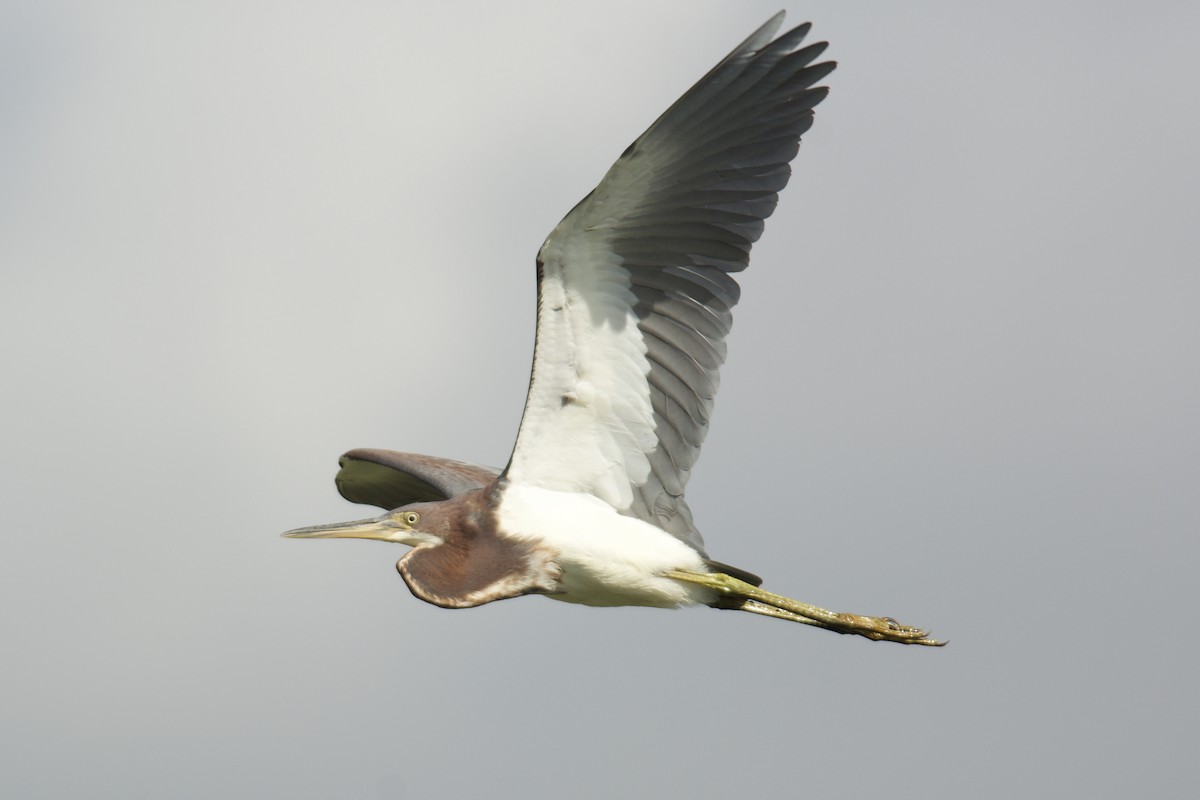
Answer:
[845, 614, 943, 645]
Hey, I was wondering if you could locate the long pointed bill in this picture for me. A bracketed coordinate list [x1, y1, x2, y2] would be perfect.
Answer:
[281, 516, 398, 542]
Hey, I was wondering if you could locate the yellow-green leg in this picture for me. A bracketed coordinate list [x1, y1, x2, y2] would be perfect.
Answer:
[666, 570, 945, 646]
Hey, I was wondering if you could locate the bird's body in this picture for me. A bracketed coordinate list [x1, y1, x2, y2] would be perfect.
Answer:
[285, 13, 943, 645]
[497, 483, 712, 608]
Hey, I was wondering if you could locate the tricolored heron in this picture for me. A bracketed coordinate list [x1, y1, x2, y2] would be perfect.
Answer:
[285, 13, 943, 646]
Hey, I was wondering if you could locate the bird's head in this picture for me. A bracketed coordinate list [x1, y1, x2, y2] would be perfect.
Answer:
[282, 503, 444, 548]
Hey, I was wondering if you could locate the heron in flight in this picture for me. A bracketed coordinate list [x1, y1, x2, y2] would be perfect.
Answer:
[285, 13, 943, 646]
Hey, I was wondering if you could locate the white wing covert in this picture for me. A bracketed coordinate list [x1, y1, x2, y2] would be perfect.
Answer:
[505, 14, 835, 553]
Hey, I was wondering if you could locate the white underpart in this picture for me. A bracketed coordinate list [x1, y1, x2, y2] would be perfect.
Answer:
[497, 483, 713, 608]
[506, 230, 656, 513]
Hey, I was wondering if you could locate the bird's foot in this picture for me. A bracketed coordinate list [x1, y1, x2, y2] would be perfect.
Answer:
[665, 570, 945, 646]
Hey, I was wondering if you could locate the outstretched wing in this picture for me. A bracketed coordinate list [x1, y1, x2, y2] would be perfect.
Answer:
[336, 449, 501, 510]
[504, 13, 834, 552]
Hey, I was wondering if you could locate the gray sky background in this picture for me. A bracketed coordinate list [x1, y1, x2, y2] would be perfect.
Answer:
[3, 1, 1197, 797]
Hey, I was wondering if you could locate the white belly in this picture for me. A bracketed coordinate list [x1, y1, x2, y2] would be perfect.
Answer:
[496, 483, 714, 608]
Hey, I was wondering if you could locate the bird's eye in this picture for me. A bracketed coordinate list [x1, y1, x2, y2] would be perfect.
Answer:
[403, 511, 420, 527]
